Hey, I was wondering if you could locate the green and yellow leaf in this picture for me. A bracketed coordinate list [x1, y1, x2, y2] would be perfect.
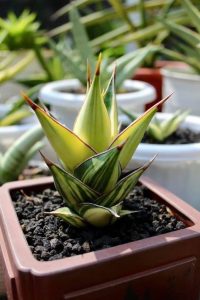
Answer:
[42, 155, 99, 211]
[73, 56, 112, 152]
[24, 94, 96, 172]
[48, 207, 86, 228]
[96, 159, 154, 207]
[111, 95, 171, 169]
[74, 146, 122, 193]
[79, 202, 120, 227]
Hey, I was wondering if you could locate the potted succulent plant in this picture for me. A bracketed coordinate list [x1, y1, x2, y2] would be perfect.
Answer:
[39, 7, 156, 128]
[121, 109, 200, 210]
[1, 59, 200, 300]
[160, 0, 200, 115]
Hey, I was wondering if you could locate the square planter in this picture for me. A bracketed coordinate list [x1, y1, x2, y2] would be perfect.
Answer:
[0, 176, 200, 300]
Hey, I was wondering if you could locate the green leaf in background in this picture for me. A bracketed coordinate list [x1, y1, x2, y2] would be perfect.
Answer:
[69, 6, 96, 70]
[182, 0, 200, 33]
[0, 126, 44, 183]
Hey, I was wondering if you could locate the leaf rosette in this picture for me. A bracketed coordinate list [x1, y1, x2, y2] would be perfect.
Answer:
[24, 57, 170, 227]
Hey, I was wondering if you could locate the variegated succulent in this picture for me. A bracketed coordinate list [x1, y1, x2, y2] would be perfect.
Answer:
[24, 57, 169, 228]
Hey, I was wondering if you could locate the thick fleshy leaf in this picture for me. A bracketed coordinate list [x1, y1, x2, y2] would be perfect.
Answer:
[160, 110, 189, 140]
[41, 154, 99, 211]
[110, 95, 171, 169]
[73, 56, 112, 152]
[47, 207, 86, 228]
[79, 202, 120, 227]
[24, 95, 96, 172]
[74, 146, 122, 194]
[0, 126, 44, 183]
[96, 159, 154, 208]
[103, 68, 118, 139]
[147, 119, 163, 141]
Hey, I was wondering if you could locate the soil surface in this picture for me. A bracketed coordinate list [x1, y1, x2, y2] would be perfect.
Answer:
[121, 124, 200, 144]
[12, 185, 186, 262]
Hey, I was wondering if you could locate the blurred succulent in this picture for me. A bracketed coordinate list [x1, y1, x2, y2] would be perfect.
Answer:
[0, 10, 46, 50]
[0, 85, 40, 126]
[50, 6, 157, 89]
[0, 125, 44, 183]
[49, 0, 195, 69]
[24, 57, 169, 228]
[160, 0, 200, 74]
[121, 108, 189, 142]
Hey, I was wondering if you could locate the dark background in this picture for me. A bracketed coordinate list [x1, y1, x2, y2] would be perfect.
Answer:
[0, 0, 70, 29]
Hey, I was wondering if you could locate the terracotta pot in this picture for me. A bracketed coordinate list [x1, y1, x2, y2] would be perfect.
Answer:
[134, 68, 162, 111]
[1, 176, 200, 300]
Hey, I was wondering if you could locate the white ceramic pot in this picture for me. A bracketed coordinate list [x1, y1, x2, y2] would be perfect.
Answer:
[126, 113, 200, 210]
[39, 79, 156, 128]
[161, 67, 200, 116]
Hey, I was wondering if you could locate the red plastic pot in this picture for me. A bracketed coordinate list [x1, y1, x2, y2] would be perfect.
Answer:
[0, 176, 200, 300]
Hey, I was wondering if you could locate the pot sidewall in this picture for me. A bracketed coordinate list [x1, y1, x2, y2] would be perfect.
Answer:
[128, 113, 200, 210]
[161, 68, 200, 116]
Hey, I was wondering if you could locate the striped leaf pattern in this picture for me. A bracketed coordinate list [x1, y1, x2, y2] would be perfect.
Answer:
[43, 156, 99, 211]
[96, 160, 152, 207]
[74, 147, 121, 193]
[48, 207, 86, 228]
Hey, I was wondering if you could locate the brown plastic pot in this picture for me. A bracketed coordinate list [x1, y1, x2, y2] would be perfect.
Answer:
[1, 176, 200, 300]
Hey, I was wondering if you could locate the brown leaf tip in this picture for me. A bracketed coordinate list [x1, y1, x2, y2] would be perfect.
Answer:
[95, 53, 102, 76]
[22, 92, 38, 111]
[39, 151, 53, 166]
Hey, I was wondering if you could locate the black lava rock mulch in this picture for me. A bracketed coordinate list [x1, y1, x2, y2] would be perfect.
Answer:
[12, 185, 186, 262]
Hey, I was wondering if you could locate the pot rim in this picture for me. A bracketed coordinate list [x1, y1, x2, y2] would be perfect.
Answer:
[0, 176, 199, 275]
[39, 79, 156, 108]
[161, 67, 200, 81]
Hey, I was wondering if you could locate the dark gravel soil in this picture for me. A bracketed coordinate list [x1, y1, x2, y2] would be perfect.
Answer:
[121, 124, 200, 144]
[12, 185, 186, 262]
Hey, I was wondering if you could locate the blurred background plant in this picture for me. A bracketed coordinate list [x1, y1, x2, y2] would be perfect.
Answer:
[160, 0, 200, 74]
[50, 0, 198, 67]
[0, 125, 44, 184]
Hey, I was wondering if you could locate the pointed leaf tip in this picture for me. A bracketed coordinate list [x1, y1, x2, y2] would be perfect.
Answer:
[95, 53, 102, 75]
[39, 151, 53, 167]
[22, 92, 38, 111]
